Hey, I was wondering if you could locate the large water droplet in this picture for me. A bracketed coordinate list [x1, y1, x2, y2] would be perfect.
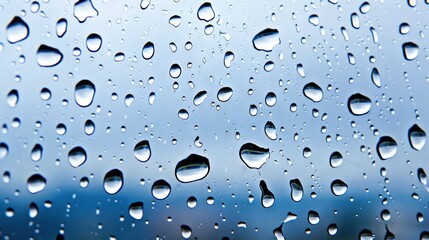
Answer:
[175, 154, 210, 183]
[290, 179, 303, 202]
[129, 202, 144, 220]
[75, 80, 95, 107]
[68, 146, 87, 167]
[252, 28, 280, 52]
[265, 92, 277, 107]
[409, 124, 426, 151]
[86, 33, 102, 52]
[27, 174, 47, 194]
[142, 42, 155, 60]
[151, 179, 171, 200]
[84, 119, 95, 135]
[7, 90, 19, 108]
[402, 42, 419, 60]
[303, 82, 323, 102]
[36, 45, 63, 67]
[103, 169, 123, 195]
[260, 180, 275, 208]
[170, 64, 181, 78]
[377, 136, 398, 160]
[29, 202, 38, 218]
[193, 91, 208, 106]
[217, 87, 233, 102]
[329, 151, 343, 168]
[74, 0, 98, 23]
[264, 121, 277, 140]
[6, 16, 29, 43]
[331, 179, 348, 196]
[308, 210, 320, 225]
[308, 14, 319, 26]
[197, 2, 215, 22]
[348, 93, 371, 115]
[239, 143, 270, 169]
[181, 225, 192, 238]
[31, 144, 43, 162]
[56, 18, 67, 38]
[134, 140, 151, 162]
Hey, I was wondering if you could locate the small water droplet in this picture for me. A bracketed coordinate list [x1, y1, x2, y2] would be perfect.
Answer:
[308, 210, 320, 225]
[197, 2, 215, 22]
[252, 28, 280, 52]
[7, 90, 19, 108]
[6, 16, 29, 43]
[329, 151, 343, 168]
[151, 179, 171, 200]
[140, 0, 151, 9]
[29, 202, 38, 218]
[68, 146, 87, 167]
[142, 42, 155, 60]
[31, 144, 43, 161]
[399, 23, 410, 35]
[103, 169, 123, 195]
[239, 143, 270, 169]
[417, 168, 429, 191]
[129, 202, 144, 220]
[84, 119, 95, 135]
[348, 93, 371, 115]
[359, 229, 374, 240]
[217, 87, 233, 102]
[75, 80, 95, 107]
[56, 18, 67, 38]
[377, 136, 398, 160]
[371, 68, 381, 88]
[409, 124, 426, 151]
[36, 45, 63, 67]
[402, 42, 419, 60]
[0, 143, 9, 159]
[290, 179, 303, 202]
[264, 121, 277, 140]
[27, 174, 47, 194]
[331, 179, 348, 196]
[193, 91, 208, 106]
[134, 140, 151, 162]
[181, 225, 192, 238]
[224, 51, 234, 68]
[86, 33, 102, 52]
[303, 82, 323, 102]
[187, 196, 197, 208]
[175, 154, 210, 183]
[114, 52, 125, 62]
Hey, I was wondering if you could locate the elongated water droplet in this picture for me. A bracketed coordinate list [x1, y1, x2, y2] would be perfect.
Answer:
[86, 33, 102, 52]
[75, 80, 95, 107]
[260, 180, 275, 208]
[197, 2, 215, 22]
[151, 179, 171, 200]
[56, 18, 67, 38]
[169, 15, 181, 27]
[409, 124, 426, 151]
[224, 51, 234, 68]
[68, 146, 87, 167]
[140, 0, 150, 9]
[193, 91, 207, 106]
[252, 28, 280, 52]
[377, 136, 398, 160]
[239, 143, 270, 169]
[27, 174, 46, 194]
[74, 0, 98, 23]
[142, 42, 154, 60]
[264, 121, 277, 140]
[399, 23, 410, 35]
[36, 45, 63, 67]
[0, 143, 9, 159]
[31, 144, 43, 162]
[125, 94, 134, 107]
[178, 109, 189, 120]
[175, 154, 210, 183]
[7, 90, 18, 108]
[290, 179, 303, 202]
[371, 68, 381, 88]
[181, 225, 192, 239]
[273, 224, 285, 240]
[331, 179, 348, 196]
[359, 229, 374, 240]
[217, 87, 233, 102]
[351, 12, 360, 29]
[170, 64, 181, 78]
[303, 82, 323, 102]
[29, 202, 38, 218]
[402, 42, 419, 60]
[129, 202, 144, 220]
[103, 169, 123, 195]
[417, 168, 429, 191]
[6, 16, 29, 43]
[348, 93, 371, 115]
[329, 151, 343, 168]
[134, 140, 151, 162]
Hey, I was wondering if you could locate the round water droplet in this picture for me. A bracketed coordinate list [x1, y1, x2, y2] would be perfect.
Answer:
[329, 151, 343, 168]
[348, 93, 371, 115]
[265, 92, 277, 107]
[151, 179, 171, 200]
[169, 15, 182, 27]
[142, 41, 155, 60]
[217, 87, 233, 102]
[36, 45, 63, 67]
[175, 154, 210, 183]
[308, 14, 319, 26]
[84, 119, 95, 135]
[6, 16, 29, 43]
[129, 202, 143, 220]
[328, 224, 338, 235]
[86, 33, 102, 52]
[399, 23, 410, 35]
[31, 144, 43, 161]
[252, 28, 280, 52]
[56, 123, 67, 135]
[29, 202, 38, 218]
[359, 2, 371, 14]
[239, 143, 270, 169]
[75, 80, 95, 107]
[103, 169, 123, 195]
[178, 109, 189, 120]
[264, 121, 277, 140]
[402, 42, 419, 60]
[27, 174, 47, 194]
[409, 124, 426, 151]
[124, 94, 134, 107]
[56, 18, 67, 38]
[193, 91, 207, 106]
[290, 179, 303, 202]
[68, 146, 87, 167]
[134, 140, 151, 162]
[170, 64, 181, 78]
[308, 210, 320, 225]
[40, 88, 51, 100]
[377, 136, 397, 160]
[0, 143, 9, 159]
[114, 52, 125, 62]
[331, 179, 348, 196]
[197, 2, 215, 22]
[303, 82, 323, 102]
[7, 90, 19, 108]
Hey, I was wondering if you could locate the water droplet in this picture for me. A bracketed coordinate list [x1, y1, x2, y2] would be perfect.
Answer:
[27, 174, 47, 194]
[29, 202, 38, 218]
[371, 68, 381, 88]
[151, 179, 171, 200]
[74, 0, 98, 23]
[265, 92, 277, 107]
[170, 64, 181, 78]
[134, 140, 151, 162]
[125, 94, 134, 107]
[103, 169, 123, 195]
[239, 143, 270, 169]
[217, 87, 233, 102]
[187, 196, 197, 208]
[329, 151, 343, 168]
[68, 146, 87, 167]
[129, 202, 144, 220]
[273, 223, 285, 240]
[417, 168, 429, 191]
[0, 143, 9, 159]
[409, 124, 426, 151]
[181, 225, 192, 238]
[140, 0, 150, 9]
[328, 224, 338, 235]
[7, 90, 19, 108]
[260, 180, 275, 208]
[381, 209, 391, 221]
[175, 154, 210, 183]
[75, 80, 95, 107]
[399, 23, 410, 35]
[308, 14, 319, 26]
[40, 88, 51, 100]
[264, 121, 277, 140]
[350, 12, 360, 29]
[36, 45, 63, 67]
[197, 2, 215, 22]
[178, 109, 189, 120]
[224, 51, 234, 68]
[331, 179, 348, 196]
[169, 15, 182, 27]
[402, 42, 419, 60]
[84, 119, 95, 135]
[253, 28, 280, 52]
[31, 144, 43, 162]
[6, 16, 29, 43]
[86, 33, 102, 52]
[359, 229, 374, 240]
[56, 18, 67, 38]
[377, 136, 398, 160]
[142, 42, 155, 60]
[290, 179, 303, 202]
[359, 2, 371, 14]
[348, 93, 371, 115]
[114, 52, 125, 62]
[308, 210, 320, 225]
[303, 147, 312, 158]
[193, 91, 208, 106]
[303, 82, 323, 102]
[297, 63, 305, 77]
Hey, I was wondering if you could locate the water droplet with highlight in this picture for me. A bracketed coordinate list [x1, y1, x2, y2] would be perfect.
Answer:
[56, 18, 67, 38]
[348, 93, 371, 115]
[290, 179, 303, 202]
[193, 91, 208, 106]
[409, 124, 426, 151]
[36, 45, 63, 67]
[181, 225, 192, 239]
[260, 180, 275, 208]
[197, 2, 215, 22]
[68, 146, 87, 167]
[84, 120, 95, 135]
[129, 202, 143, 220]
[86, 33, 102, 52]
[74, 0, 98, 23]
[103, 169, 123, 195]
[329, 151, 343, 168]
[264, 121, 277, 140]
[371, 68, 381, 88]
[377, 136, 398, 160]
[6, 16, 29, 43]
[217, 87, 233, 102]
[239, 143, 270, 169]
[252, 28, 280, 52]
[224, 51, 234, 68]
[31, 144, 43, 162]
[175, 154, 210, 183]
[134, 140, 151, 162]
[151, 179, 171, 200]
[7, 90, 18, 108]
[170, 64, 181, 78]
[402, 42, 419, 60]
[75, 80, 95, 107]
[303, 82, 323, 102]
[331, 179, 348, 196]
[27, 174, 46, 194]
[142, 42, 155, 60]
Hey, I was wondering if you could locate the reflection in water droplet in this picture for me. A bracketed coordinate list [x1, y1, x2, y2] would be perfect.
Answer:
[151, 179, 171, 200]
[74, 0, 99, 23]
[31, 144, 43, 162]
[194, 91, 207, 106]
[217, 87, 233, 102]
[265, 92, 277, 107]
[170, 64, 182, 78]
[140, 0, 150, 9]
[371, 68, 381, 88]
[308, 210, 320, 225]
[114, 52, 125, 62]
[224, 51, 234, 68]
[103, 169, 123, 195]
[359, 229, 374, 240]
[328, 224, 338, 235]
[169, 15, 182, 27]
[399, 23, 410, 35]
[260, 180, 275, 208]
[7, 90, 19, 108]
[348, 93, 371, 115]
[75, 80, 95, 107]
[409, 124, 426, 151]
[351, 12, 360, 29]
[0, 143, 9, 159]
[175, 154, 210, 183]
[68, 146, 87, 167]
[6, 16, 29, 43]
[142, 42, 155, 60]
[134, 140, 151, 162]
[27, 174, 47, 194]
[181, 225, 192, 239]
[329, 151, 343, 168]
[197, 2, 215, 22]
[303, 82, 323, 102]
[86, 33, 102, 52]
[252, 28, 280, 52]
[239, 143, 270, 169]
[125, 94, 134, 107]
[359, 2, 371, 14]
[129, 202, 144, 220]
[290, 179, 303, 202]
[308, 14, 319, 26]
[331, 179, 348, 196]
[36, 45, 63, 67]
[187, 196, 197, 208]
[178, 109, 189, 120]
[29, 202, 38, 218]
[417, 168, 429, 191]
[402, 42, 419, 60]
[264, 121, 277, 140]
[84, 119, 95, 135]
[56, 18, 67, 38]
[377, 136, 398, 160]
